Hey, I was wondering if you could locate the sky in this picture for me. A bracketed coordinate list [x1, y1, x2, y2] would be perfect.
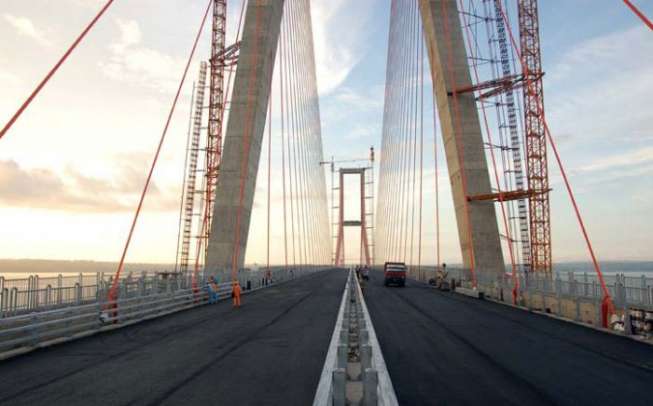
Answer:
[0, 0, 651, 266]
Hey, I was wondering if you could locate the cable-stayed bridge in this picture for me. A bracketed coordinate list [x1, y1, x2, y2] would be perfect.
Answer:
[0, 1, 652, 405]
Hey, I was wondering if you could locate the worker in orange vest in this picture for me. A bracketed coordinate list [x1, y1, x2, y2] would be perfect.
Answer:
[231, 280, 242, 308]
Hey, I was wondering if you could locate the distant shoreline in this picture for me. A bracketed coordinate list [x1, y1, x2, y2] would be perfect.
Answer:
[0, 259, 174, 275]
[1, 258, 652, 276]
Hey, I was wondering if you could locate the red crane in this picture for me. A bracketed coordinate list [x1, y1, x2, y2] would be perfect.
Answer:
[202, 0, 227, 251]
[518, 0, 551, 273]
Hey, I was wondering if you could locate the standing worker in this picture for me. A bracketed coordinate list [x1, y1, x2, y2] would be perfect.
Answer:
[231, 280, 242, 308]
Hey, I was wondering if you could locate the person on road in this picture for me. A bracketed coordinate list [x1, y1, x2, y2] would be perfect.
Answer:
[207, 276, 220, 304]
[231, 281, 242, 308]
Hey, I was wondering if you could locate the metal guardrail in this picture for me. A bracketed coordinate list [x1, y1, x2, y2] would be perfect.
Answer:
[313, 270, 398, 406]
[0, 267, 327, 361]
[313, 270, 351, 406]
[411, 266, 653, 309]
[355, 272, 398, 406]
[408, 266, 653, 339]
[0, 266, 317, 317]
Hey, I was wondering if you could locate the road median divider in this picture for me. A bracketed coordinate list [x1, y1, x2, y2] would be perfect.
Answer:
[314, 270, 398, 406]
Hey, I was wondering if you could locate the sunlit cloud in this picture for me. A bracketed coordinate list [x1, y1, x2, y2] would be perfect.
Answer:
[547, 25, 653, 146]
[0, 70, 21, 88]
[3, 13, 52, 47]
[310, 0, 375, 95]
[99, 19, 186, 93]
[579, 147, 653, 173]
[0, 160, 176, 212]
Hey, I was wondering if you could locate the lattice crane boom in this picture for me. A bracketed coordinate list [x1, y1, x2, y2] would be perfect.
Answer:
[201, 0, 228, 261]
[518, 0, 552, 273]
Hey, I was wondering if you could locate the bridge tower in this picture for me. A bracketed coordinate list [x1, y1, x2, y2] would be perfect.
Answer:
[418, 0, 505, 279]
[333, 165, 374, 267]
[204, 0, 285, 280]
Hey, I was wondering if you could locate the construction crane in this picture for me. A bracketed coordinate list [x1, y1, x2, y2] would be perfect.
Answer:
[518, 0, 551, 273]
[201, 0, 228, 262]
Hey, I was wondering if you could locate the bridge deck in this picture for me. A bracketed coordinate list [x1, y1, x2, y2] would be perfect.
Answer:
[364, 270, 653, 406]
[0, 269, 348, 406]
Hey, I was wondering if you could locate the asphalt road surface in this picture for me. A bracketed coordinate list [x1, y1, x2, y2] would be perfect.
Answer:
[363, 270, 653, 406]
[0, 269, 348, 406]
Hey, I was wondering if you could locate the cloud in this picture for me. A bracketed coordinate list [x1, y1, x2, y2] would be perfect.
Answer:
[579, 147, 653, 173]
[547, 26, 653, 146]
[65, 0, 106, 7]
[3, 14, 52, 48]
[99, 19, 185, 93]
[334, 86, 384, 110]
[0, 160, 175, 212]
[310, 0, 374, 95]
[343, 124, 380, 141]
[0, 70, 21, 87]
[112, 19, 142, 52]
[0, 161, 64, 203]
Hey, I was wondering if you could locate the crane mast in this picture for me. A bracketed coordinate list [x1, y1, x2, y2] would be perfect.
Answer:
[518, 0, 551, 273]
[202, 0, 228, 261]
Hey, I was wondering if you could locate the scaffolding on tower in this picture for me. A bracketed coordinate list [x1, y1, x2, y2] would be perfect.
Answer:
[175, 62, 208, 274]
[492, 0, 531, 273]
[455, 0, 550, 275]
[175, 0, 241, 280]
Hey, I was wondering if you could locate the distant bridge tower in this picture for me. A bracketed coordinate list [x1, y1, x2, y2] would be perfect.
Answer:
[334, 165, 374, 267]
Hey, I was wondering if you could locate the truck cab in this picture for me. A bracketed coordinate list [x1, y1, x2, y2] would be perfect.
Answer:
[383, 262, 406, 287]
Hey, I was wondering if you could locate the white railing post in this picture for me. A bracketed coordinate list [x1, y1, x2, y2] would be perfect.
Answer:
[0, 288, 6, 317]
[27, 276, 33, 311]
[46, 285, 52, 307]
[11, 287, 18, 316]
[74, 283, 81, 305]
[616, 274, 625, 309]
[57, 274, 63, 304]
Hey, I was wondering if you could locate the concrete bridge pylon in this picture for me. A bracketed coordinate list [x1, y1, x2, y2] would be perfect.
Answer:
[419, 0, 505, 278]
[205, 0, 285, 280]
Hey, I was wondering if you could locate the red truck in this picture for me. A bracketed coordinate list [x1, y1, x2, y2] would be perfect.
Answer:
[383, 262, 406, 287]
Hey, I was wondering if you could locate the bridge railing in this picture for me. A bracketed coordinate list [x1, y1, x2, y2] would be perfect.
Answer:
[0, 272, 152, 317]
[0, 266, 324, 318]
[0, 266, 330, 360]
[409, 266, 652, 308]
[407, 265, 653, 332]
